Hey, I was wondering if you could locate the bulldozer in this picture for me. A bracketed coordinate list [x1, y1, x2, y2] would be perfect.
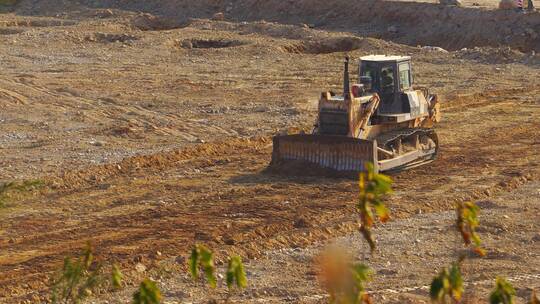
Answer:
[270, 55, 441, 173]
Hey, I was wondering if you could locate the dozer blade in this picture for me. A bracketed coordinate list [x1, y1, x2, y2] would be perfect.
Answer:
[270, 135, 378, 173]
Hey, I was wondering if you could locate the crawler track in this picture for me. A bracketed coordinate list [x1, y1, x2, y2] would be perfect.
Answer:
[376, 128, 439, 172]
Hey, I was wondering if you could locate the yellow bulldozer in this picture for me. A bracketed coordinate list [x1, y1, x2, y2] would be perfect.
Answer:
[271, 55, 441, 173]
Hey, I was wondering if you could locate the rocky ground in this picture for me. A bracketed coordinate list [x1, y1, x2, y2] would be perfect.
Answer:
[0, 0, 539, 303]
[101, 181, 540, 304]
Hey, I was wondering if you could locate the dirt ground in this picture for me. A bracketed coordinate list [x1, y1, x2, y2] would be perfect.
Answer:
[0, 0, 539, 303]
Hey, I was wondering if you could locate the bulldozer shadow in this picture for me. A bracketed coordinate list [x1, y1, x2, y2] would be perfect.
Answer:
[228, 164, 359, 185]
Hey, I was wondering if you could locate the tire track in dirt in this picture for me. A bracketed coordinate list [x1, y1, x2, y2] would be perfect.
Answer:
[1, 90, 539, 302]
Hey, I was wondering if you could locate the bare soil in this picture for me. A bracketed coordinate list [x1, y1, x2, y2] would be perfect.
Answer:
[0, 0, 539, 303]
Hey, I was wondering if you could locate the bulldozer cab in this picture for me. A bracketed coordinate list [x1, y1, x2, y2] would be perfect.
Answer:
[358, 55, 413, 114]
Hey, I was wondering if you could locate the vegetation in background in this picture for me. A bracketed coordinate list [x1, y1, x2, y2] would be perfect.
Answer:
[188, 244, 217, 288]
[111, 264, 123, 289]
[318, 249, 373, 304]
[456, 201, 486, 257]
[226, 256, 247, 290]
[50, 243, 124, 303]
[51, 243, 103, 304]
[357, 163, 392, 252]
[0, 180, 43, 208]
[133, 279, 162, 304]
[430, 262, 464, 303]
[187, 245, 248, 297]
[489, 277, 516, 304]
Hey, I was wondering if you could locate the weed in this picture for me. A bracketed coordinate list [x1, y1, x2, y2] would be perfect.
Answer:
[0, 179, 43, 207]
[50, 243, 103, 304]
[186, 245, 248, 302]
[357, 163, 392, 252]
[318, 249, 373, 304]
[456, 201, 486, 256]
[430, 262, 464, 303]
[111, 264, 123, 289]
[226, 255, 247, 290]
[490, 277, 516, 304]
[188, 244, 217, 288]
[133, 279, 162, 304]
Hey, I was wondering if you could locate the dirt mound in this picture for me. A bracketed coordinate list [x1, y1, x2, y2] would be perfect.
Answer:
[455, 46, 528, 64]
[14, 0, 540, 52]
[50, 137, 269, 190]
[131, 13, 187, 31]
[232, 20, 326, 41]
[0, 17, 76, 27]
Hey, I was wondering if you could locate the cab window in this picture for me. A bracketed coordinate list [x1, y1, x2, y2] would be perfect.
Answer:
[380, 67, 394, 93]
[360, 65, 377, 80]
[399, 63, 411, 90]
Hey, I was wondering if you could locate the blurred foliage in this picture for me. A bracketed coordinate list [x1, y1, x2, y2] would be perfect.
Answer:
[50, 243, 125, 303]
[318, 249, 373, 304]
[51, 243, 103, 304]
[188, 244, 217, 288]
[430, 262, 464, 303]
[226, 255, 247, 290]
[0, 179, 43, 207]
[357, 163, 392, 252]
[489, 277, 516, 304]
[133, 279, 162, 304]
[111, 264, 123, 289]
[456, 201, 486, 257]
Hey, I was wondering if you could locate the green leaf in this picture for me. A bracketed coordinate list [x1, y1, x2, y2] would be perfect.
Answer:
[133, 279, 162, 304]
[372, 201, 390, 223]
[82, 242, 93, 269]
[373, 174, 393, 195]
[357, 162, 393, 252]
[471, 232, 482, 247]
[50, 243, 104, 303]
[351, 263, 372, 284]
[318, 251, 372, 304]
[226, 256, 247, 290]
[456, 201, 486, 255]
[188, 245, 216, 288]
[112, 264, 123, 289]
[490, 277, 516, 304]
[448, 263, 463, 300]
[188, 247, 199, 280]
[0, 179, 44, 208]
[200, 248, 216, 288]
[430, 275, 445, 301]
[430, 264, 463, 303]
[350, 263, 372, 303]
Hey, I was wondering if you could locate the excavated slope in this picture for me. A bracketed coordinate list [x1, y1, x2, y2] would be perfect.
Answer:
[13, 0, 540, 52]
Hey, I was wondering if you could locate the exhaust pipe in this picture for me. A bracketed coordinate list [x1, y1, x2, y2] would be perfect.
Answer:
[343, 56, 350, 99]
